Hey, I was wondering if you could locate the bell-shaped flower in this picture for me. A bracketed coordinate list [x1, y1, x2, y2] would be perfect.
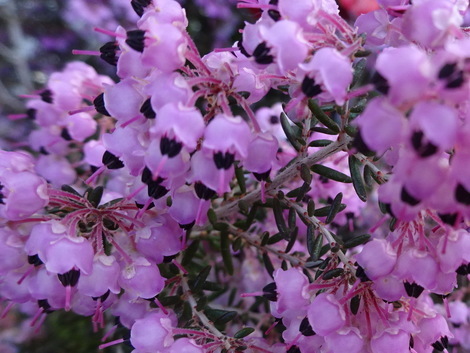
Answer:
[35, 154, 76, 188]
[135, 214, 183, 264]
[299, 48, 353, 105]
[77, 255, 121, 298]
[244, 133, 279, 174]
[370, 328, 410, 353]
[395, 248, 439, 289]
[324, 327, 364, 353]
[44, 235, 94, 276]
[203, 113, 251, 160]
[130, 312, 174, 352]
[150, 102, 205, 152]
[272, 268, 310, 319]
[375, 45, 432, 106]
[356, 238, 397, 280]
[355, 97, 405, 155]
[140, 20, 187, 72]
[308, 293, 346, 336]
[66, 112, 97, 142]
[103, 78, 144, 122]
[119, 257, 164, 299]
[144, 71, 191, 111]
[0, 170, 49, 221]
[402, 0, 464, 49]
[260, 20, 309, 74]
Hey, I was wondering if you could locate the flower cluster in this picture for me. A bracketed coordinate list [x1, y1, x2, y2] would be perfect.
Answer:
[2, 0, 470, 352]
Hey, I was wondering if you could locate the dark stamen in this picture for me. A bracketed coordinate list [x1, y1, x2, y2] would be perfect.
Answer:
[160, 136, 183, 158]
[126, 30, 146, 52]
[213, 151, 235, 170]
[140, 98, 156, 119]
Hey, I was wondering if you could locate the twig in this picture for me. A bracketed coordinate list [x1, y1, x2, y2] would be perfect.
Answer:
[215, 136, 352, 221]
[285, 200, 356, 275]
[180, 276, 231, 350]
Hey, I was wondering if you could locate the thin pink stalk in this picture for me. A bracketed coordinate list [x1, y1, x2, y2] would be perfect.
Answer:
[72, 49, 101, 56]
[94, 27, 125, 38]
[99, 338, 125, 350]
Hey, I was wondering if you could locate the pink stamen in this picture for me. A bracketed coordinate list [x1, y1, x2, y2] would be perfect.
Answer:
[72, 49, 101, 56]
[153, 298, 169, 315]
[264, 320, 279, 335]
[19, 94, 40, 99]
[34, 314, 47, 334]
[218, 169, 226, 196]
[214, 47, 238, 53]
[195, 199, 206, 226]
[7, 114, 28, 120]
[69, 106, 95, 115]
[241, 291, 265, 298]
[237, 3, 277, 10]
[65, 286, 73, 311]
[86, 165, 106, 185]
[152, 155, 168, 181]
[369, 215, 388, 233]
[101, 325, 118, 342]
[99, 338, 125, 350]
[17, 265, 35, 285]
[172, 259, 188, 274]
[94, 27, 126, 38]
[443, 297, 451, 318]
[346, 84, 374, 100]
[0, 302, 14, 318]
[121, 115, 143, 128]
[261, 181, 266, 204]
[126, 184, 147, 201]
[30, 307, 44, 327]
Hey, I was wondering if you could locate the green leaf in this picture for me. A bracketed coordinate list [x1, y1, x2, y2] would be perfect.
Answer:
[308, 100, 340, 133]
[205, 308, 237, 325]
[350, 295, 361, 315]
[214, 222, 229, 231]
[351, 58, 368, 87]
[285, 227, 298, 253]
[322, 268, 344, 280]
[238, 200, 250, 214]
[266, 232, 284, 245]
[86, 186, 103, 207]
[234, 327, 255, 339]
[311, 233, 323, 261]
[300, 163, 312, 184]
[313, 204, 347, 217]
[308, 139, 333, 147]
[232, 237, 243, 252]
[311, 165, 352, 183]
[326, 192, 344, 224]
[273, 198, 288, 236]
[235, 166, 246, 194]
[280, 113, 303, 151]
[220, 232, 234, 275]
[260, 231, 270, 246]
[343, 234, 371, 249]
[307, 199, 315, 217]
[263, 252, 275, 278]
[61, 184, 81, 197]
[311, 127, 338, 135]
[295, 182, 311, 203]
[99, 197, 123, 209]
[207, 208, 217, 225]
[363, 165, 374, 188]
[288, 208, 297, 229]
[182, 239, 200, 266]
[349, 155, 367, 202]
[306, 224, 315, 256]
[192, 265, 212, 293]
